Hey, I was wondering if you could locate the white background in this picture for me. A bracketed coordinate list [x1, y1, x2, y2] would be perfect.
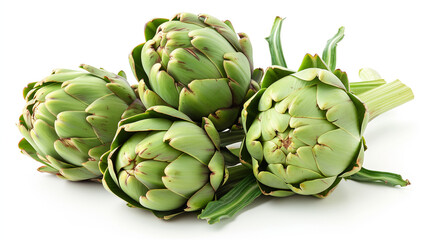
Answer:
[1, 0, 428, 239]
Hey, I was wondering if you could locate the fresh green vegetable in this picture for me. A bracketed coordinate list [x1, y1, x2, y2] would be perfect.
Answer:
[200, 18, 413, 224]
[240, 54, 412, 197]
[18, 65, 143, 181]
[100, 106, 228, 219]
[16, 13, 413, 224]
[129, 12, 257, 131]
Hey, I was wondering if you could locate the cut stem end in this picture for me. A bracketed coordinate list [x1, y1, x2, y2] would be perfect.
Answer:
[357, 80, 414, 121]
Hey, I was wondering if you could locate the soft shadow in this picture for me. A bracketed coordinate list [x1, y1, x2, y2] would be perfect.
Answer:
[147, 195, 270, 228]
[200, 195, 271, 229]
[364, 116, 415, 143]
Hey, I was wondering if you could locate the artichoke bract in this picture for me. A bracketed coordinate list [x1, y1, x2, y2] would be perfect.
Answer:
[18, 65, 143, 181]
[129, 13, 254, 131]
[101, 106, 226, 218]
[241, 54, 369, 197]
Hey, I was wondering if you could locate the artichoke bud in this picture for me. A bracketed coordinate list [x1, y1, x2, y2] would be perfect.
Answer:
[130, 13, 255, 131]
[242, 55, 368, 197]
[18, 65, 142, 181]
[102, 106, 226, 216]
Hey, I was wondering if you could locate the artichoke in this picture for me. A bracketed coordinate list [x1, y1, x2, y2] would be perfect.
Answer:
[101, 106, 226, 218]
[18, 65, 143, 181]
[129, 12, 255, 131]
[200, 20, 414, 224]
[240, 54, 413, 197]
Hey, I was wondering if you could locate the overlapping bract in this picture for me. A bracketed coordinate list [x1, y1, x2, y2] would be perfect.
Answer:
[129, 12, 254, 131]
[241, 54, 368, 197]
[18, 65, 142, 181]
[101, 106, 226, 218]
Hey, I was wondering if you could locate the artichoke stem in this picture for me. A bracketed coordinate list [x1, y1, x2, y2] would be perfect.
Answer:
[199, 175, 261, 224]
[219, 129, 245, 147]
[356, 80, 414, 121]
[347, 167, 410, 187]
[217, 164, 253, 197]
[349, 79, 386, 95]
[220, 148, 241, 166]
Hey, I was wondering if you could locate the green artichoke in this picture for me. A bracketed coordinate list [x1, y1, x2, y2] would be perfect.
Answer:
[241, 54, 369, 197]
[200, 19, 414, 224]
[18, 65, 143, 181]
[101, 106, 226, 219]
[129, 12, 255, 131]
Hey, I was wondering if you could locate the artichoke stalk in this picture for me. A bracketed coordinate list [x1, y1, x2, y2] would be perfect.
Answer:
[100, 106, 228, 219]
[129, 13, 258, 131]
[18, 65, 143, 181]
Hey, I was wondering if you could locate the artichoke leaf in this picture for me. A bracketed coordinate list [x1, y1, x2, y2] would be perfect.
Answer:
[313, 129, 360, 176]
[54, 137, 100, 166]
[202, 117, 220, 150]
[55, 111, 96, 139]
[31, 119, 61, 159]
[118, 170, 149, 203]
[102, 166, 143, 208]
[288, 176, 336, 195]
[129, 42, 148, 82]
[62, 76, 111, 104]
[140, 189, 187, 212]
[190, 27, 236, 76]
[167, 48, 222, 85]
[178, 78, 232, 120]
[208, 151, 225, 190]
[207, 107, 240, 131]
[45, 89, 87, 115]
[163, 154, 209, 197]
[164, 121, 214, 165]
[136, 131, 182, 161]
[297, 54, 329, 71]
[224, 52, 252, 104]
[135, 160, 169, 189]
[138, 81, 169, 108]
[60, 165, 100, 181]
[145, 18, 169, 41]
[199, 14, 241, 52]
[185, 183, 215, 211]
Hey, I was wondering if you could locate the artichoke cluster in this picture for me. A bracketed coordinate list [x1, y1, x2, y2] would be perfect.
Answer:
[18, 13, 414, 223]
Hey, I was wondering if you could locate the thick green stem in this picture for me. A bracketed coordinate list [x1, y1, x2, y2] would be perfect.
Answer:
[218, 148, 253, 195]
[217, 164, 253, 197]
[220, 147, 241, 166]
[265, 17, 287, 68]
[219, 129, 245, 147]
[348, 167, 410, 187]
[357, 80, 414, 121]
[226, 164, 253, 183]
[349, 79, 386, 95]
[200, 175, 261, 224]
